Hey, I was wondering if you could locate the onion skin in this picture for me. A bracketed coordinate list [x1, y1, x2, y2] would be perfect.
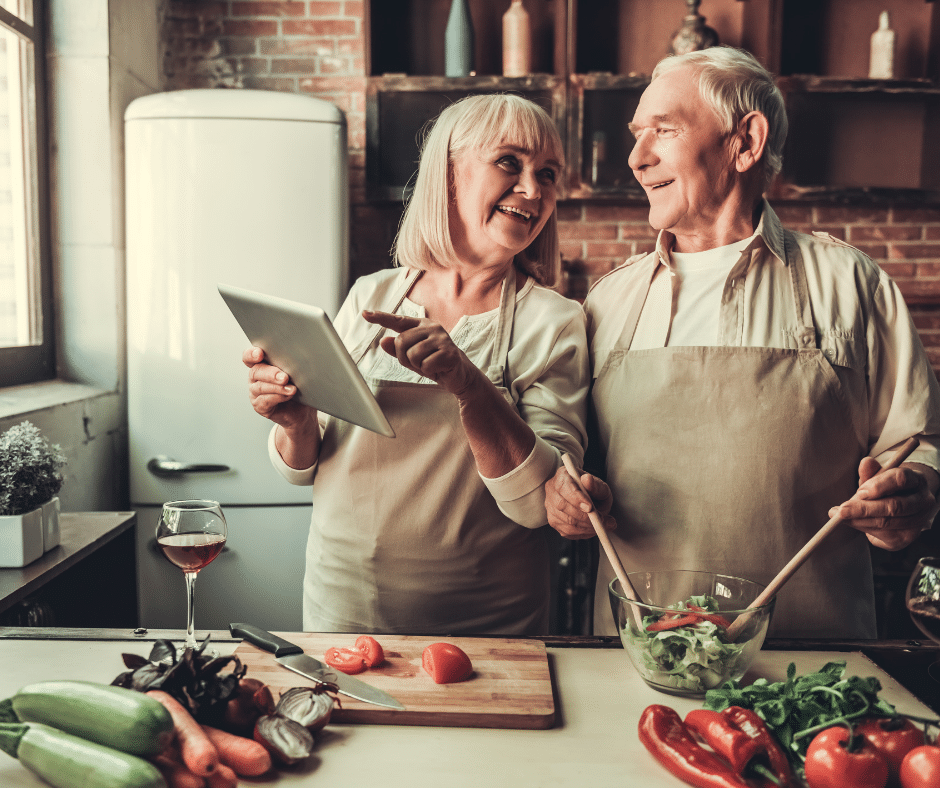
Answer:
[275, 687, 334, 733]
[253, 714, 314, 766]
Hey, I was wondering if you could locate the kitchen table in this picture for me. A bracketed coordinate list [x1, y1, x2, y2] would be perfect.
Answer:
[0, 628, 938, 787]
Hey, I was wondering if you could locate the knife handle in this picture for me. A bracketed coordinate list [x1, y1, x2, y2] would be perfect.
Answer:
[229, 623, 303, 657]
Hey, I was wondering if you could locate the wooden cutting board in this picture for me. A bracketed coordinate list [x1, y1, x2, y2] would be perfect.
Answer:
[234, 633, 555, 729]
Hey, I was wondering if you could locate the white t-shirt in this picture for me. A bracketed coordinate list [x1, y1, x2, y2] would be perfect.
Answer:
[667, 234, 755, 347]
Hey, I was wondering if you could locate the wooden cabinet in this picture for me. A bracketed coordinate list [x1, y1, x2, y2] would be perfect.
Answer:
[365, 0, 940, 201]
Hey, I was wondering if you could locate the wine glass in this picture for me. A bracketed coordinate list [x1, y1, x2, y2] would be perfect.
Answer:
[156, 500, 227, 652]
[905, 556, 940, 679]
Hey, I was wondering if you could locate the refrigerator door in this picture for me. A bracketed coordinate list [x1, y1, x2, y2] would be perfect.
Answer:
[136, 504, 307, 631]
[125, 90, 348, 507]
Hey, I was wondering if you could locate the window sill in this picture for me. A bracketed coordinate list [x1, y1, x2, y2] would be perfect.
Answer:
[0, 380, 113, 421]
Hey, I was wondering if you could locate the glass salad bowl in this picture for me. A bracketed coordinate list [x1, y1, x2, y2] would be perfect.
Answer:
[609, 570, 774, 698]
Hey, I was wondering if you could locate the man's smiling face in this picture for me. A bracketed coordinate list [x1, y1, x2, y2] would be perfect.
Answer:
[627, 66, 739, 248]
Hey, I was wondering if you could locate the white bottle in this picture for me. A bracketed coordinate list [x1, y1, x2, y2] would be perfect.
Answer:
[503, 0, 531, 77]
[869, 10, 895, 79]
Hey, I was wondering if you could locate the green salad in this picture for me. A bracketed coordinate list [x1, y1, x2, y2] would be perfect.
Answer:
[625, 594, 746, 692]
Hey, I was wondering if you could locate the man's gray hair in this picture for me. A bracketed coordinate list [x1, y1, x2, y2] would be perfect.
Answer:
[652, 46, 787, 188]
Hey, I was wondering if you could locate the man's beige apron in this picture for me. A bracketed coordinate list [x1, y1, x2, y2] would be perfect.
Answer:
[592, 237, 877, 639]
[304, 268, 550, 635]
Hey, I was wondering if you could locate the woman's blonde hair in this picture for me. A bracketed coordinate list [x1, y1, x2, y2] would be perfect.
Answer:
[392, 93, 565, 287]
[653, 46, 787, 189]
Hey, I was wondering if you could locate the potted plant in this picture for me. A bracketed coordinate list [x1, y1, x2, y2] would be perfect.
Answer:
[0, 421, 67, 566]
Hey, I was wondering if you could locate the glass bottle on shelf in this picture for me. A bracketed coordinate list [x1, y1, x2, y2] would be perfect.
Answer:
[669, 0, 719, 56]
[869, 10, 895, 79]
[445, 0, 475, 77]
[503, 0, 532, 77]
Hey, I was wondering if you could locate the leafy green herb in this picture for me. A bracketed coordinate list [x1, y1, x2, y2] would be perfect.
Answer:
[704, 660, 897, 778]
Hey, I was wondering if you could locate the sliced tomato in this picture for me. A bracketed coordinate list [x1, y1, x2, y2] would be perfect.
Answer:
[323, 647, 367, 675]
[685, 605, 732, 629]
[422, 642, 473, 684]
[354, 635, 385, 668]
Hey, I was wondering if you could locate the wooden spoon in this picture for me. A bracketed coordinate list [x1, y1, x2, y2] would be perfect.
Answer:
[561, 454, 644, 626]
[725, 436, 921, 642]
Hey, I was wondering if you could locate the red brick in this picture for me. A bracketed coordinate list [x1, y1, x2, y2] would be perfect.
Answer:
[924, 348, 940, 368]
[584, 204, 650, 222]
[794, 225, 846, 240]
[584, 259, 617, 277]
[261, 38, 334, 56]
[556, 203, 583, 221]
[226, 38, 257, 55]
[892, 207, 940, 224]
[558, 223, 618, 241]
[559, 242, 584, 260]
[243, 76, 298, 91]
[343, 1, 364, 17]
[852, 243, 887, 259]
[271, 57, 319, 73]
[619, 223, 656, 239]
[283, 19, 356, 35]
[917, 264, 940, 277]
[912, 313, 940, 331]
[929, 227, 940, 241]
[632, 241, 657, 255]
[298, 75, 366, 92]
[308, 1, 344, 14]
[238, 57, 271, 76]
[879, 262, 916, 278]
[320, 56, 354, 75]
[850, 225, 923, 242]
[888, 244, 940, 260]
[587, 242, 633, 258]
[814, 205, 889, 224]
[231, 2, 306, 16]
[339, 37, 366, 56]
[898, 280, 940, 300]
[223, 19, 278, 36]
[768, 203, 812, 224]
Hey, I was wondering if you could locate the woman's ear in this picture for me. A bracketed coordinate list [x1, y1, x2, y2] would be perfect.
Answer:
[734, 111, 769, 175]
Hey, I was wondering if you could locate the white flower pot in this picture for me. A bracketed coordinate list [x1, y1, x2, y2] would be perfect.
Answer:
[0, 507, 43, 567]
[41, 496, 60, 551]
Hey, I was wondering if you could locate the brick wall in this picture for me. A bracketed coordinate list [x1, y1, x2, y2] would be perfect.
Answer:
[162, 1, 940, 372]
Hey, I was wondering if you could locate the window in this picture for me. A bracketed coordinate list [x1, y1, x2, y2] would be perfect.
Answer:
[0, 0, 51, 387]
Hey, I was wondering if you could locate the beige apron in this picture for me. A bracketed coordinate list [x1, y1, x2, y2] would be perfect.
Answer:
[304, 268, 550, 635]
[592, 236, 877, 639]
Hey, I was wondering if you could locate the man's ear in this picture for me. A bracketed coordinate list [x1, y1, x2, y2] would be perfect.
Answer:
[733, 111, 769, 174]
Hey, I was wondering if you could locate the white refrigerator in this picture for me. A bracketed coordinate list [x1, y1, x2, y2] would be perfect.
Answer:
[125, 89, 348, 632]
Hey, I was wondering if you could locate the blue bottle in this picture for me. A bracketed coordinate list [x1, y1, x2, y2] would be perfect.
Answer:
[445, 0, 474, 76]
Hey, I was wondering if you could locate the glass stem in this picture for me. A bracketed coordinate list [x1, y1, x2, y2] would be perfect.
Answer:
[184, 570, 198, 650]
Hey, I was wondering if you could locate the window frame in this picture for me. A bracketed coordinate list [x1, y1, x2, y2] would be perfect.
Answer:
[0, 1, 52, 388]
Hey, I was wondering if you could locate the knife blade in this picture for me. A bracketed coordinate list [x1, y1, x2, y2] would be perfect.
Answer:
[229, 623, 406, 711]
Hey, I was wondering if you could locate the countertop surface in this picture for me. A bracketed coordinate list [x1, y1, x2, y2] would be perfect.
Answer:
[0, 629, 938, 786]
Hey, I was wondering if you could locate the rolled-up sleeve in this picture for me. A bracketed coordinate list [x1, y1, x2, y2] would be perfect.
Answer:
[480, 295, 590, 528]
[867, 271, 940, 472]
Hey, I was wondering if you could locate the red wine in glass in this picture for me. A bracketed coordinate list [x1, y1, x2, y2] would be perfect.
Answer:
[158, 533, 226, 572]
[156, 500, 228, 652]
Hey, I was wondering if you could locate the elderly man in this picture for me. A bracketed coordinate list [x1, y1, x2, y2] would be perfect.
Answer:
[546, 46, 940, 639]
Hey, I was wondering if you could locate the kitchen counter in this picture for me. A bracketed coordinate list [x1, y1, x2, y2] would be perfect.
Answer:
[0, 629, 938, 787]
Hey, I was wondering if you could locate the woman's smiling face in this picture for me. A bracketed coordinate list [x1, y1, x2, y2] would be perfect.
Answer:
[448, 141, 561, 267]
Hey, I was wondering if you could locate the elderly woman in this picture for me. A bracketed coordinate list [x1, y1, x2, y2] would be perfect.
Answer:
[244, 94, 589, 635]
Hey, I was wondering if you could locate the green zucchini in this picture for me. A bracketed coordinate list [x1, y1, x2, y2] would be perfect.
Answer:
[9, 680, 173, 757]
[0, 722, 166, 788]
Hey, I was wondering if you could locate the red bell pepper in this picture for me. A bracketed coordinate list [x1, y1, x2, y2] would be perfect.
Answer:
[684, 709, 763, 774]
[647, 614, 703, 632]
[720, 706, 794, 787]
[638, 705, 753, 788]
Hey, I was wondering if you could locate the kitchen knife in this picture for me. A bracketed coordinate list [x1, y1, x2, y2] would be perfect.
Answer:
[229, 623, 406, 711]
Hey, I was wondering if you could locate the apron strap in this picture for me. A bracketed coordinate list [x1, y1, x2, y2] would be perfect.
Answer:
[486, 266, 519, 390]
[350, 267, 422, 364]
[619, 258, 660, 352]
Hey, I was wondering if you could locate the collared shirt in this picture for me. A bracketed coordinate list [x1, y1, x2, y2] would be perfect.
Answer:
[585, 199, 940, 471]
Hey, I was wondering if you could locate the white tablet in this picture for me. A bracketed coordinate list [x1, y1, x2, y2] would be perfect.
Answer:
[218, 283, 395, 438]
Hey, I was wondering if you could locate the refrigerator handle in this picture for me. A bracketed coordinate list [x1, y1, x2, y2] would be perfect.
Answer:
[147, 456, 231, 477]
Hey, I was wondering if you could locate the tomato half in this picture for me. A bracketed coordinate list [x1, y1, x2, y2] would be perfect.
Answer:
[323, 647, 367, 675]
[900, 745, 940, 788]
[422, 642, 473, 684]
[354, 635, 385, 668]
[855, 717, 925, 779]
[804, 726, 889, 788]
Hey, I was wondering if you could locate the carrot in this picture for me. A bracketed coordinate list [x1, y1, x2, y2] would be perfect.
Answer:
[147, 690, 220, 777]
[201, 724, 272, 776]
[153, 752, 206, 788]
[205, 763, 238, 788]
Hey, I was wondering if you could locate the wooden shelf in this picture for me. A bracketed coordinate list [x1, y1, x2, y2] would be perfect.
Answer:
[364, 0, 940, 202]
